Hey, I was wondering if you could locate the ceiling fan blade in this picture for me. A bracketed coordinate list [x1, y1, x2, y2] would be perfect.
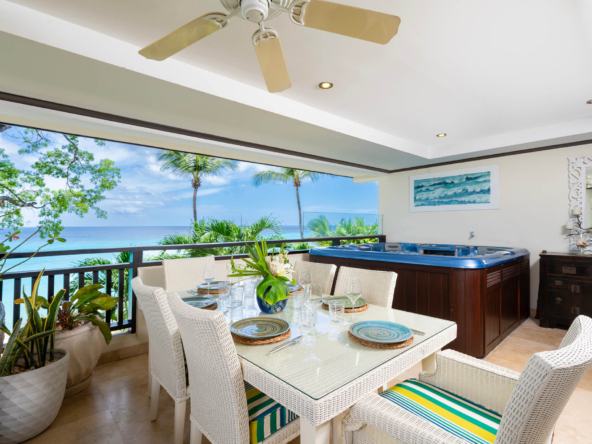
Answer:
[253, 36, 292, 93]
[303, 0, 401, 44]
[139, 13, 225, 61]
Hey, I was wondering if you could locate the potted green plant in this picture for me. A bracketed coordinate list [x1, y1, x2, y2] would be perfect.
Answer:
[54, 283, 119, 396]
[0, 270, 69, 444]
[230, 240, 294, 313]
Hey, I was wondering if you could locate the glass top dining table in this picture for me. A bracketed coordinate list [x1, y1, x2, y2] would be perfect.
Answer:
[176, 291, 456, 402]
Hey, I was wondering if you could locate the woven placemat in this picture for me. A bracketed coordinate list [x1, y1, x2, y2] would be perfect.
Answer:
[322, 302, 369, 313]
[232, 329, 291, 345]
[348, 331, 414, 349]
[197, 287, 221, 295]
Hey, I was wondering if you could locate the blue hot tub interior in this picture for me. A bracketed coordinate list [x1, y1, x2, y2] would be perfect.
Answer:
[309, 242, 529, 269]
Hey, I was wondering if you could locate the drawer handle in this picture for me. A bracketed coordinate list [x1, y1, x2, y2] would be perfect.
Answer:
[556, 297, 562, 305]
[554, 280, 563, 286]
[562, 266, 577, 275]
[571, 285, 581, 293]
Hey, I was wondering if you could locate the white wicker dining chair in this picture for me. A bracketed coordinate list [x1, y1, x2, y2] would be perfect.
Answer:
[293, 260, 337, 295]
[130, 277, 189, 444]
[137, 266, 166, 398]
[163, 256, 216, 292]
[167, 291, 300, 444]
[344, 315, 592, 444]
[333, 266, 397, 308]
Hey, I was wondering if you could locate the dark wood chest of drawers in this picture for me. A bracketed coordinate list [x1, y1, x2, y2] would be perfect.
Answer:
[539, 253, 592, 328]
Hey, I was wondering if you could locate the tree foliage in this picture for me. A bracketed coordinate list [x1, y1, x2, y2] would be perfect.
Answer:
[307, 215, 379, 245]
[252, 168, 324, 238]
[1, 129, 121, 238]
[157, 216, 284, 257]
[158, 151, 237, 222]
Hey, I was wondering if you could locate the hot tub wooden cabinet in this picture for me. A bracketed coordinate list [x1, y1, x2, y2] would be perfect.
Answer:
[309, 243, 530, 357]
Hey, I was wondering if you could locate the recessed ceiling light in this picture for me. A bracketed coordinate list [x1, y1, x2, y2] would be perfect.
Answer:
[319, 82, 333, 89]
[587, 100, 592, 104]
[437, 133, 447, 138]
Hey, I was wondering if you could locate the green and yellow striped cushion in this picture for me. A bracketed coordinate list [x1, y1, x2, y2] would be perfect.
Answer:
[245, 383, 298, 444]
[380, 379, 502, 444]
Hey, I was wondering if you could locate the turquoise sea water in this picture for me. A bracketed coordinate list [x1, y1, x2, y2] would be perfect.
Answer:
[0, 225, 305, 331]
[1, 225, 305, 273]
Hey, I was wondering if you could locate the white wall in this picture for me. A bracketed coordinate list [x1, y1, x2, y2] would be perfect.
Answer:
[379, 143, 592, 309]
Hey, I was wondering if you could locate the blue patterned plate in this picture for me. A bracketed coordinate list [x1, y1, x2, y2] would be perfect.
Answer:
[322, 296, 367, 309]
[349, 321, 413, 344]
[184, 298, 216, 309]
[230, 317, 290, 339]
[287, 283, 300, 292]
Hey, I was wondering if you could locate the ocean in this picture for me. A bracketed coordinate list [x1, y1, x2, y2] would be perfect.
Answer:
[1, 225, 307, 273]
[0, 225, 306, 329]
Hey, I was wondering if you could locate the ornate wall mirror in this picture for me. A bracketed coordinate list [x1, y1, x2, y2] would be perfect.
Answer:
[568, 156, 592, 251]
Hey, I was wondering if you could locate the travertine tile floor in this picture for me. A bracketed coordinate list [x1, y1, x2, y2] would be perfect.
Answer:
[25, 318, 592, 444]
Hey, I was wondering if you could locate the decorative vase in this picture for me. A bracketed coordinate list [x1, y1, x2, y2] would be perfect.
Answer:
[0, 349, 69, 444]
[55, 322, 105, 397]
[256, 285, 288, 314]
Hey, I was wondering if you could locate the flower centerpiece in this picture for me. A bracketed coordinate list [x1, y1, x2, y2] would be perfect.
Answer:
[229, 240, 294, 313]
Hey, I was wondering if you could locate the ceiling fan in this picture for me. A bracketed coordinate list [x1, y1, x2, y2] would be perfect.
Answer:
[139, 0, 401, 93]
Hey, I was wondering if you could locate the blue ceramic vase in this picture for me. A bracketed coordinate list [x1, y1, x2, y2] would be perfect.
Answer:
[256, 286, 288, 314]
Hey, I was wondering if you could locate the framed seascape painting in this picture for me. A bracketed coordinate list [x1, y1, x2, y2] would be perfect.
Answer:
[409, 165, 500, 212]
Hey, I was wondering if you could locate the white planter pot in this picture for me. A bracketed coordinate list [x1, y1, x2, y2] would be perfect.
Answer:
[0, 349, 69, 444]
[55, 322, 105, 397]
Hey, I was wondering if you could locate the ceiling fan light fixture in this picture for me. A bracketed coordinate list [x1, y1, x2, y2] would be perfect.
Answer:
[241, 0, 268, 23]
[587, 100, 592, 104]
[319, 82, 333, 89]
[436, 133, 447, 138]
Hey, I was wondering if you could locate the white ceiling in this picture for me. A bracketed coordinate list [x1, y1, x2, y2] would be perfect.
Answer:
[1, 0, 592, 175]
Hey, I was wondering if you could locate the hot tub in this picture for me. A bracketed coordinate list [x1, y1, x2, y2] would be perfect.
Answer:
[309, 243, 530, 269]
[309, 242, 531, 357]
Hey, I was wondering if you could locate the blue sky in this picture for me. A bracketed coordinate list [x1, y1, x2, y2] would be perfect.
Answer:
[1, 125, 378, 228]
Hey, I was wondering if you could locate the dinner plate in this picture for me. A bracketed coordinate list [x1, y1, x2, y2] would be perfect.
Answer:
[230, 317, 290, 339]
[184, 297, 217, 309]
[349, 321, 413, 344]
[321, 296, 367, 309]
[197, 281, 224, 290]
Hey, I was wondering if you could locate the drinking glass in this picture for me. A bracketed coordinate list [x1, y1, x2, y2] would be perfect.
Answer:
[203, 265, 216, 297]
[292, 290, 305, 310]
[218, 281, 230, 313]
[243, 279, 257, 309]
[344, 279, 362, 322]
[304, 283, 323, 333]
[229, 286, 243, 308]
[300, 305, 316, 330]
[328, 300, 346, 324]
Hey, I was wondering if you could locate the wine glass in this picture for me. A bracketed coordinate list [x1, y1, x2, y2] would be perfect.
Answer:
[344, 279, 362, 323]
[298, 269, 313, 296]
[203, 265, 216, 297]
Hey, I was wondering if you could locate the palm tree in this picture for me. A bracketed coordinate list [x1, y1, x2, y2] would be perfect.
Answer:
[72, 251, 131, 322]
[307, 215, 379, 245]
[159, 151, 238, 222]
[252, 168, 322, 238]
[157, 215, 284, 258]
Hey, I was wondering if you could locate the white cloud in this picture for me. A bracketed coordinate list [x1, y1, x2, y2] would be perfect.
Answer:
[100, 186, 179, 215]
[237, 161, 273, 173]
[203, 176, 230, 186]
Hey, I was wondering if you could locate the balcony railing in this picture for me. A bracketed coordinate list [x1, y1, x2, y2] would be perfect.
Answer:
[1, 235, 386, 334]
